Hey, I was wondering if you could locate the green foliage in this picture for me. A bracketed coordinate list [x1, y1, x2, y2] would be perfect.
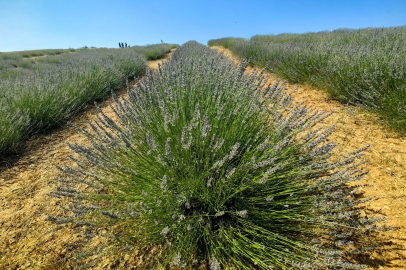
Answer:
[132, 43, 177, 60]
[47, 41, 391, 269]
[208, 26, 406, 133]
[207, 37, 249, 49]
[0, 49, 148, 156]
[0, 42, 177, 156]
[0, 108, 29, 153]
[3, 49, 74, 59]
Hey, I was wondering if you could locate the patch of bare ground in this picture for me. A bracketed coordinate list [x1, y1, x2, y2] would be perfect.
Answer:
[0, 51, 175, 270]
[212, 46, 406, 269]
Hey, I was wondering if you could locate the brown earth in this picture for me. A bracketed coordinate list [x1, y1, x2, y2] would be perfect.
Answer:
[0, 46, 405, 269]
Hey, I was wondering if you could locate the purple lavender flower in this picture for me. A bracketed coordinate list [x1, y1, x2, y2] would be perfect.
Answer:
[160, 226, 169, 236]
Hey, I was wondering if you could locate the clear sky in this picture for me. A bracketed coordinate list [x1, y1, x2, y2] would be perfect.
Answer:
[0, 0, 405, 52]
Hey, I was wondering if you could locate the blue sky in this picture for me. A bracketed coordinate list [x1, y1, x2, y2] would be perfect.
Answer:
[0, 0, 405, 52]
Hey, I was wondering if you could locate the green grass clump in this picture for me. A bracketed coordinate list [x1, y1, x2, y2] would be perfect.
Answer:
[208, 26, 406, 133]
[47, 41, 392, 269]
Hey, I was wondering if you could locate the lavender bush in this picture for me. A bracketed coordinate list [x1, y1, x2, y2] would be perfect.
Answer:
[132, 43, 179, 60]
[47, 41, 392, 269]
[208, 26, 406, 133]
[207, 37, 248, 50]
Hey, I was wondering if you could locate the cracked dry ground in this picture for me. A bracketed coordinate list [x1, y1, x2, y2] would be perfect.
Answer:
[1, 47, 406, 269]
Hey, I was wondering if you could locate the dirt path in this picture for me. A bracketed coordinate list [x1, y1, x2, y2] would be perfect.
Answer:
[0, 52, 174, 270]
[213, 46, 406, 269]
[1, 46, 405, 269]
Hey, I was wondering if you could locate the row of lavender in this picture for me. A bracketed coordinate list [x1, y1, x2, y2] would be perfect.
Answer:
[0, 48, 75, 73]
[0, 44, 176, 156]
[208, 26, 406, 133]
[46, 41, 391, 269]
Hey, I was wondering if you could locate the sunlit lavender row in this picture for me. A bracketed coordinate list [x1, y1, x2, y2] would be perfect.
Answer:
[0, 44, 176, 155]
[47, 41, 392, 269]
[208, 25, 406, 132]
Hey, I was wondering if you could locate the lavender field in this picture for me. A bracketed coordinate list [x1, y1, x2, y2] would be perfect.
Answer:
[208, 26, 406, 133]
[0, 29, 405, 270]
[0, 44, 176, 156]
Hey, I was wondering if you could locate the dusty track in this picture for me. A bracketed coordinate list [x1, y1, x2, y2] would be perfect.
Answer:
[1, 47, 405, 269]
